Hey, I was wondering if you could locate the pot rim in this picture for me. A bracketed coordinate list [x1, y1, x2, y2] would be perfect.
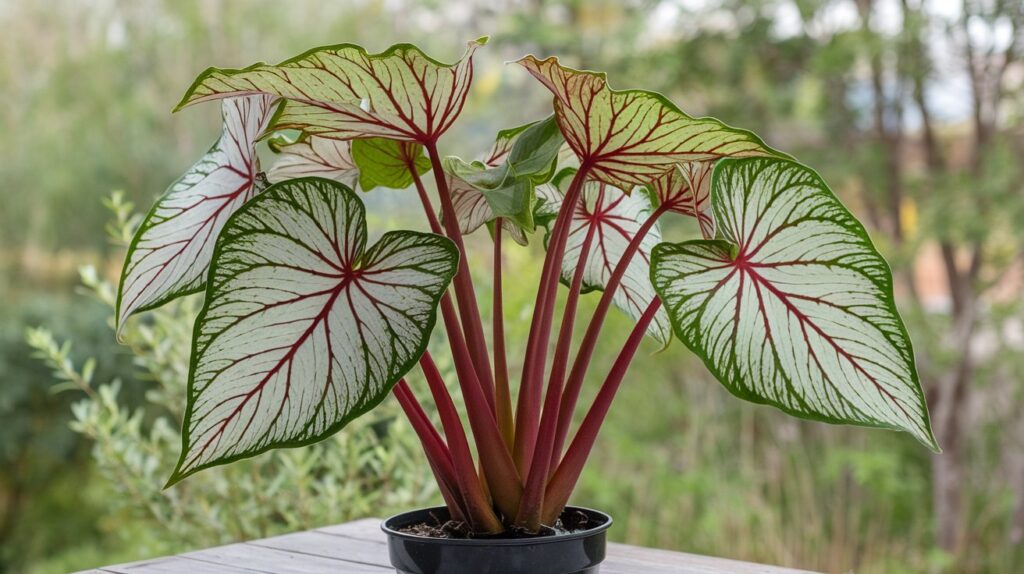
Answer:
[381, 505, 613, 547]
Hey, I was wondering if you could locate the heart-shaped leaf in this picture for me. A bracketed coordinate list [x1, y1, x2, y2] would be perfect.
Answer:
[116, 95, 278, 331]
[175, 39, 487, 143]
[651, 157, 937, 449]
[267, 135, 359, 188]
[516, 56, 787, 189]
[168, 177, 458, 484]
[351, 138, 431, 191]
[651, 160, 716, 239]
[543, 177, 672, 344]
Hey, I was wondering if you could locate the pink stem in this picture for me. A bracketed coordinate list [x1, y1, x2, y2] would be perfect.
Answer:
[542, 298, 663, 523]
[425, 141, 496, 412]
[412, 169, 522, 520]
[549, 203, 669, 469]
[513, 164, 591, 474]
[438, 295, 523, 519]
[492, 220, 515, 449]
[516, 185, 603, 529]
[392, 380, 467, 523]
[420, 353, 502, 532]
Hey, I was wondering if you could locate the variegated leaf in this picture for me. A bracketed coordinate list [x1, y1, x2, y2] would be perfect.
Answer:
[544, 178, 672, 344]
[651, 160, 716, 239]
[651, 157, 937, 449]
[168, 177, 458, 483]
[267, 135, 358, 188]
[175, 39, 487, 143]
[116, 95, 278, 331]
[516, 56, 787, 189]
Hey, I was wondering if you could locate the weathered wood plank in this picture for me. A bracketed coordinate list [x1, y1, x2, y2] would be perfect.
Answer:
[88, 556, 267, 573]
[609, 542, 820, 573]
[316, 517, 387, 543]
[249, 530, 391, 568]
[77, 517, 822, 573]
[184, 542, 390, 573]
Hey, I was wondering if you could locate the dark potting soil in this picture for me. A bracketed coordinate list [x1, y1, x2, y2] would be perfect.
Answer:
[396, 508, 597, 540]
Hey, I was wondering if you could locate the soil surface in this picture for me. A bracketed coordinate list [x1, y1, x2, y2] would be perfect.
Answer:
[396, 508, 599, 540]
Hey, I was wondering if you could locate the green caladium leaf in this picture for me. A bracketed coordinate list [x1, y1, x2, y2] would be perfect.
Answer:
[541, 177, 671, 344]
[450, 171, 532, 243]
[484, 122, 534, 166]
[175, 38, 487, 143]
[168, 177, 458, 484]
[447, 116, 565, 241]
[351, 138, 430, 191]
[516, 56, 788, 189]
[267, 134, 359, 189]
[651, 157, 937, 449]
[495, 115, 564, 183]
[116, 95, 279, 332]
[650, 160, 716, 239]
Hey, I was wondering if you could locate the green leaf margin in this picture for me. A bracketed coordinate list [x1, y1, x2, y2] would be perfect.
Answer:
[650, 156, 939, 451]
[165, 177, 460, 487]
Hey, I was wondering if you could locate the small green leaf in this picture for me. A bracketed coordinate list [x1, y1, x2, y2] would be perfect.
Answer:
[446, 116, 565, 239]
[501, 115, 564, 183]
[351, 138, 430, 191]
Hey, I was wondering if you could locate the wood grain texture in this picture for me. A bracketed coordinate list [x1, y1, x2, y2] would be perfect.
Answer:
[76, 517, 820, 573]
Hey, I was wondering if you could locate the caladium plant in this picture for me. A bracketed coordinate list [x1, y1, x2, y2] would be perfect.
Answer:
[118, 38, 938, 535]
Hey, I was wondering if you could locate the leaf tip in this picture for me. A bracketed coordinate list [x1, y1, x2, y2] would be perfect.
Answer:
[514, 54, 546, 68]
[473, 36, 490, 46]
[919, 426, 941, 453]
[163, 466, 187, 490]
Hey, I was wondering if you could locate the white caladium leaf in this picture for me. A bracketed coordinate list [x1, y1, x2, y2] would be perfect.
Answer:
[651, 157, 937, 449]
[116, 95, 278, 331]
[516, 56, 787, 189]
[651, 160, 716, 239]
[545, 178, 672, 344]
[175, 39, 487, 143]
[168, 177, 458, 483]
[267, 135, 358, 188]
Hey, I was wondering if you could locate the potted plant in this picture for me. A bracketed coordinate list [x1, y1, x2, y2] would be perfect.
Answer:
[116, 38, 938, 574]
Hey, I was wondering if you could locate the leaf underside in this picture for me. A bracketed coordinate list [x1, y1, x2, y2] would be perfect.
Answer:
[351, 138, 431, 191]
[175, 38, 487, 143]
[116, 95, 278, 331]
[169, 177, 458, 484]
[267, 135, 359, 189]
[651, 157, 937, 449]
[652, 160, 716, 239]
[516, 55, 788, 189]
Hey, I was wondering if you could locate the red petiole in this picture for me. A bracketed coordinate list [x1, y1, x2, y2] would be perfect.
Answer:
[403, 145, 662, 532]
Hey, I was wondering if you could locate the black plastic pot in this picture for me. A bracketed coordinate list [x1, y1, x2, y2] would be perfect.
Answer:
[382, 506, 612, 574]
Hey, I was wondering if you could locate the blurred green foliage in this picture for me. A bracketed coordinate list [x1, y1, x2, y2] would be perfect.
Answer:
[4, 1, 1024, 573]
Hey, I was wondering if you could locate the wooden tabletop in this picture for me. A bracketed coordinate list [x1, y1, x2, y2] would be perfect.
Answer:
[75, 518, 820, 573]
